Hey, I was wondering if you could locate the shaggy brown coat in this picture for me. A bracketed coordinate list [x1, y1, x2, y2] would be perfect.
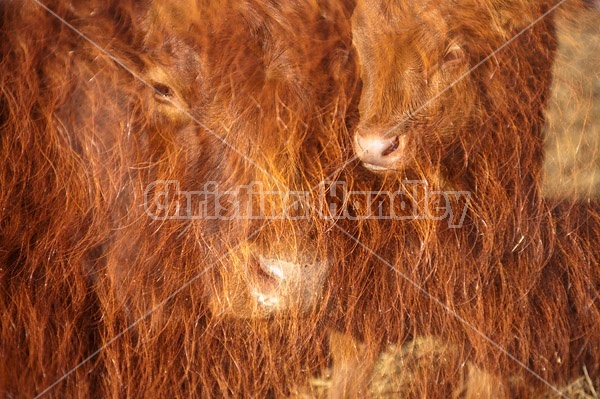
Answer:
[337, 0, 600, 396]
[0, 0, 358, 396]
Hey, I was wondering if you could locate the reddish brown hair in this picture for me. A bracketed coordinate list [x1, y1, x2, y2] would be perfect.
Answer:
[1, 0, 598, 397]
[337, 0, 600, 396]
[0, 0, 359, 396]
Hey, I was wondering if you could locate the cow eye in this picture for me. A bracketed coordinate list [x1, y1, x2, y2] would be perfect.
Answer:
[443, 43, 464, 66]
[153, 83, 174, 100]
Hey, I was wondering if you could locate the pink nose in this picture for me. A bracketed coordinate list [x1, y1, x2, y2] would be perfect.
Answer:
[353, 133, 403, 171]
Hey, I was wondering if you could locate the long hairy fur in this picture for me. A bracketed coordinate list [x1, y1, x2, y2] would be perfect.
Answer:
[0, 0, 359, 396]
[1, 0, 598, 398]
[336, 0, 600, 396]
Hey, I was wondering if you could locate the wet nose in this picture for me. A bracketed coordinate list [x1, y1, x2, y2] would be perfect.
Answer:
[353, 132, 403, 171]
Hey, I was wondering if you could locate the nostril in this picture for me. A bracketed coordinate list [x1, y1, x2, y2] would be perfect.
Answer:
[354, 131, 404, 171]
[355, 134, 401, 158]
[381, 135, 400, 157]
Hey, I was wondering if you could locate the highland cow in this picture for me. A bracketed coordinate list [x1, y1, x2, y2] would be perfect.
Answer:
[0, 0, 359, 397]
[330, 0, 600, 396]
[2, 0, 597, 397]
